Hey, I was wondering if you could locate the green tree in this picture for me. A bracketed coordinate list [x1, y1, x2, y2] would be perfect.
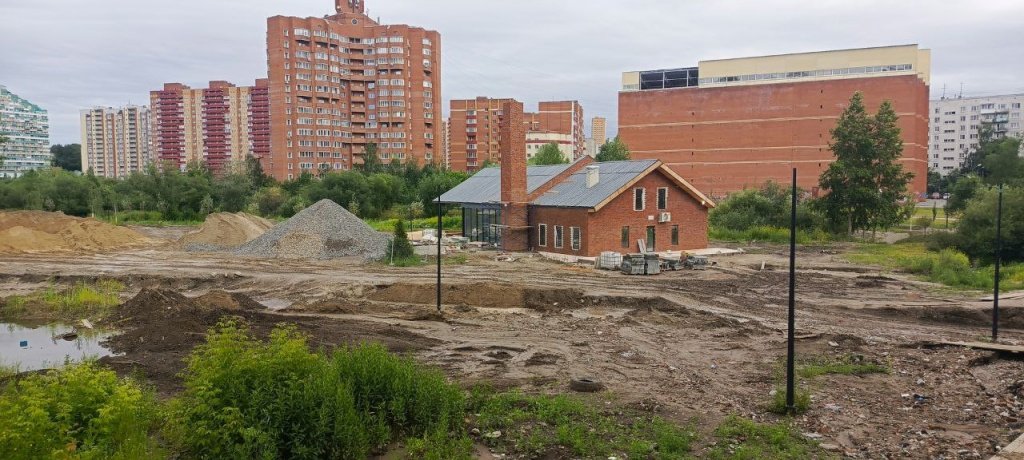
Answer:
[955, 186, 1024, 263]
[479, 158, 499, 169]
[709, 181, 822, 231]
[528, 143, 569, 165]
[388, 218, 415, 261]
[980, 137, 1024, 187]
[50, 144, 82, 171]
[817, 93, 913, 235]
[946, 174, 984, 215]
[361, 142, 382, 174]
[595, 136, 630, 162]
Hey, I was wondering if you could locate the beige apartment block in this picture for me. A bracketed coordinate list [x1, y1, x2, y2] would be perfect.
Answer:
[80, 105, 151, 178]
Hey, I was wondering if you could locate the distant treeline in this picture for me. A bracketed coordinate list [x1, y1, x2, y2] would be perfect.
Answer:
[0, 157, 468, 222]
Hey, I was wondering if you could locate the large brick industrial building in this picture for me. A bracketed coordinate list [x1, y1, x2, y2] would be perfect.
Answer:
[441, 101, 714, 258]
[619, 45, 931, 198]
[265, 0, 442, 180]
[447, 98, 585, 172]
[150, 80, 270, 174]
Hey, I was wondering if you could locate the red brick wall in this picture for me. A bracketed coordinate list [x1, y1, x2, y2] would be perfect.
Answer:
[619, 75, 929, 198]
[500, 100, 529, 251]
[530, 168, 709, 257]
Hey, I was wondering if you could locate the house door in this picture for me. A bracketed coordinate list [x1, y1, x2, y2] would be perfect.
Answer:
[646, 226, 656, 252]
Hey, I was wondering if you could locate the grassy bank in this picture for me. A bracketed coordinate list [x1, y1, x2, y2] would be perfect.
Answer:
[846, 243, 1024, 291]
[710, 226, 832, 245]
[0, 280, 125, 321]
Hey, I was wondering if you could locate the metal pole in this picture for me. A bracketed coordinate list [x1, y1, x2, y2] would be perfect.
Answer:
[993, 185, 1003, 342]
[437, 192, 443, 314]
[786, 168, 797, 413]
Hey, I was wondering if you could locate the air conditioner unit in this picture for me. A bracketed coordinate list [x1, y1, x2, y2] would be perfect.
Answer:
[658, 212, 671, 223]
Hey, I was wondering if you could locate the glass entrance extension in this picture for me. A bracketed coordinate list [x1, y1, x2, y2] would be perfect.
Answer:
[462, 205, 501, 246]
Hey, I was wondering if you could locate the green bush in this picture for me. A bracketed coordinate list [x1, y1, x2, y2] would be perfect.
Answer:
[387, 219, 415, 261]
[166, 321, 469, 459]
[0, 362, 164, 460]
[709, 182, 824, 233]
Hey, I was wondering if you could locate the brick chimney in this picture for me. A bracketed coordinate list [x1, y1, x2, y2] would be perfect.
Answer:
[499, 100, 529, 251]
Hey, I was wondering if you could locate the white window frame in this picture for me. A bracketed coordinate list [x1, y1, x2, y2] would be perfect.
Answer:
[554, 226, 564, 249]
[570, 227, 581, 251]
[633, 188, 646, 211]
[538, 224, 548, 247]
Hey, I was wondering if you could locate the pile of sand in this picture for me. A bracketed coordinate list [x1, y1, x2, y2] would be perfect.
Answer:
[235, 199, 389, 260]
[0, 211, 153, 253]
[178, 212, 274, 252]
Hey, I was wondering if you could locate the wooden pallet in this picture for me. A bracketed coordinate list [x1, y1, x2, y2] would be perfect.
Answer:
[941, 341, 1024, 354]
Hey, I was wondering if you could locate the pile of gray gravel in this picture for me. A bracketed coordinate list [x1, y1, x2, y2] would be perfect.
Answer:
[234, 199, 389, 260]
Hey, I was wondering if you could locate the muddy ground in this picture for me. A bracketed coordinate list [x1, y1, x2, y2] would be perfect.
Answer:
[0, 244, 1022, 459]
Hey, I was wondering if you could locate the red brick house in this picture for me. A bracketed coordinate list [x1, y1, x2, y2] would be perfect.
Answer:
[439, 139, 716, 258]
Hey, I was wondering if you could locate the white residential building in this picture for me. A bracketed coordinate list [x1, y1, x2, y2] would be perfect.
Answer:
[929, 93, 1024, 175]
[0, 85, 50, 178]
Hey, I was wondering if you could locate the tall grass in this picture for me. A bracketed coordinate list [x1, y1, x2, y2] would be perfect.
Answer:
[0, 362, 164, 460]
[166, 320, 470, 459]
[710, 225, 831, 244]
[847, 243, 1024, 291]
[0, 280, 125, 320]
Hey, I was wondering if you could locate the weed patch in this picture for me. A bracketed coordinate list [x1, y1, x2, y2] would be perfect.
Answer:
[708, 416, 829, 459]
[0, 280, 125, 321]
[166, 320, 470, 459]
[0, 362, 164, 460]
[470, 388, 696, 459]
[367, 216, 461, 233]
[797, 355, 889, 379]
[766, 385, 811, 415]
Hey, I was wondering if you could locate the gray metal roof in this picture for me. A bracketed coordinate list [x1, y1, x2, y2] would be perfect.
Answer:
[438, 164, 571, 205]
[531, 160, 659, 208]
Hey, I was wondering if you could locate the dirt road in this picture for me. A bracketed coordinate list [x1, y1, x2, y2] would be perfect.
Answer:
[0, 245, 1021, 458]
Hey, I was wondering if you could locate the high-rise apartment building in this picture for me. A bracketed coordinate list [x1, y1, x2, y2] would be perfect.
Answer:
[80, 105, 151, 178]
[150, 79, 270, 174]
[448, 97, 585, 172]
[440, 117, 450, 169]
[929, 94, 1024, 175]
[591, 116, 607, 144]
[620, 45, 931, 197]
[265, 0, 442, 180]
[0, 85, 50, 178]
[525, 101, 585, 160]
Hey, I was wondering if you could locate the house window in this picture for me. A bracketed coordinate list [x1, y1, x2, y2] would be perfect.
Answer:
[570, 227, 581, 251]
[621, 226, 630, 249]
[657, 188, 668, 210]
[671, 225, 679, 245]
[538, 224, 548, 247]
[646, 226, 656, 252]
[633, 188, 645, 211]
[554, 226, 564, 249]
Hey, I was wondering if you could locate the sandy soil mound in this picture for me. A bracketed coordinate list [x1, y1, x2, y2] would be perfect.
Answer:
[0, 211, 153, 253]
[178, 212, 274, 251]
[235, 199, 389, 260]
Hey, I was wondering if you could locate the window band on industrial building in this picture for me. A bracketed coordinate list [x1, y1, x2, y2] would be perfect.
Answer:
[699, 63, 914, 85]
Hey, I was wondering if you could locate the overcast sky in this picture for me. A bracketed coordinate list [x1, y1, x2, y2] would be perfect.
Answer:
[2, 0, 1023, 144]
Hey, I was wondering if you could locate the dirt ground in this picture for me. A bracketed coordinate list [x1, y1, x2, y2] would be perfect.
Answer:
[0, 242, 1022, 459]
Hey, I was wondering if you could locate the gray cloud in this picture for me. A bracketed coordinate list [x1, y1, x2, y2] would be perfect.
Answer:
[2, 0, 1022, 144]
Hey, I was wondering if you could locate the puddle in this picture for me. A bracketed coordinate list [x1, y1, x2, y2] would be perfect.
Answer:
[0, 322, 118, 372]
[258, 298, 293, 311]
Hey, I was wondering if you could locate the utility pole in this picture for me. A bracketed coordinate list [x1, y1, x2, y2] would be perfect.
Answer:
[786, 168, 797, 413]
[993, 185, 1003, 342]
[437, 191, 443, 314]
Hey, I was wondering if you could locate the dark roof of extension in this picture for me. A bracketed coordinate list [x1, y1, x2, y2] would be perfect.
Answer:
[439, 159, 715, 210]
